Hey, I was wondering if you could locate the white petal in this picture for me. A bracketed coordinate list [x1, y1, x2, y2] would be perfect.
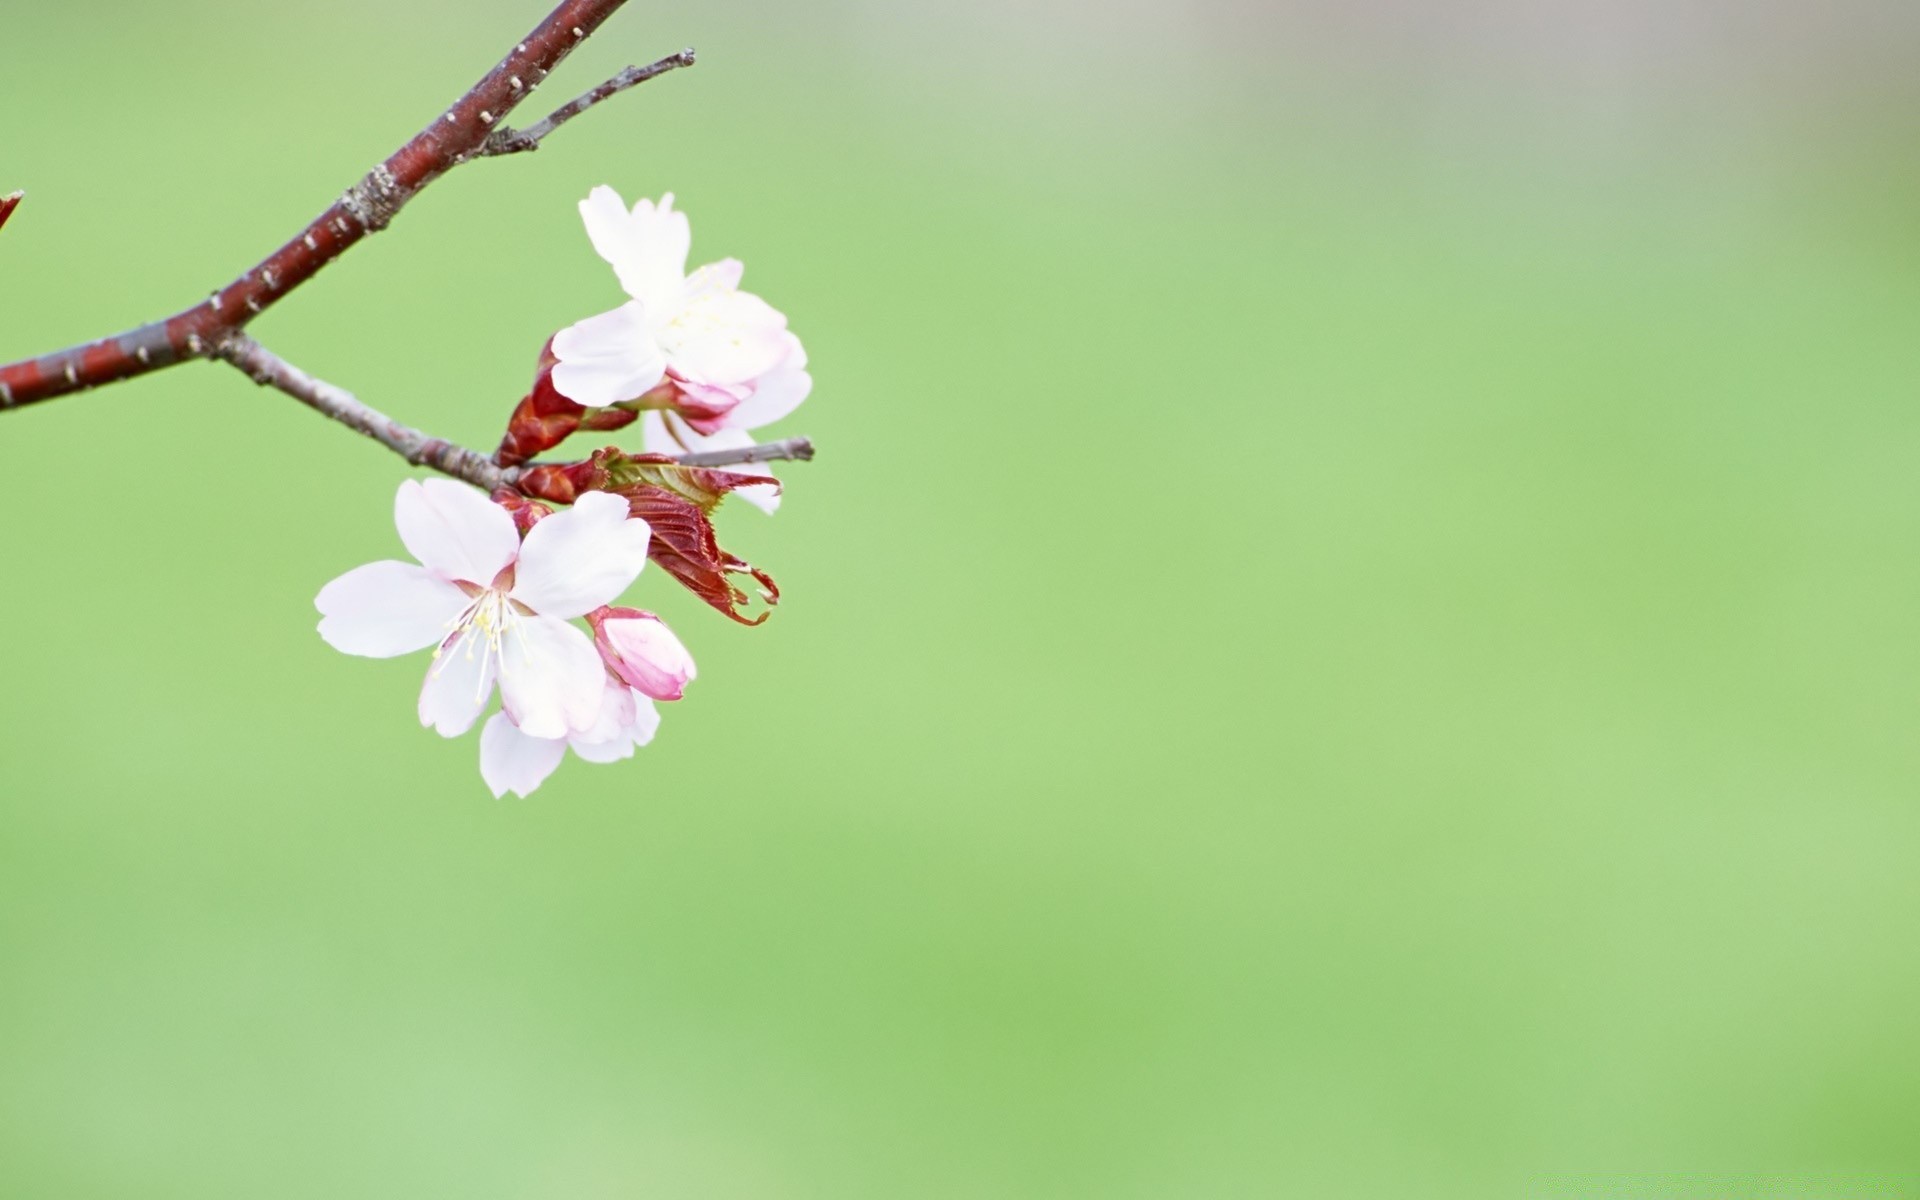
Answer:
[682, 257, 745, 297]
[725, 339, 812, 430]
[395, 479, 518, 585]
[640, 410, 684, 455]
[668, 330, 793, 389]
[627, 694, 662, 747]
[498, 616, 605, 739]
[570, 676, 638, 745]
[568, 681, 641, 764]
[316, 561, 469, 658]
[479, 712, 568, 798]
[579, 186, 690, 311]
[572, 688, 657, 763]
[550, 302, 668, 406]
[418, 632, 498, 738]
[569, 735, 636, 765]
[579, 185, 639, 268]
[662, 288, 791, 386]
[510, 492, 653, 618]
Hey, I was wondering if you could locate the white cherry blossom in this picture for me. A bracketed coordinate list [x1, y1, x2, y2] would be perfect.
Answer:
[315, 481, 652, 741]
[550, 186, 810, 513]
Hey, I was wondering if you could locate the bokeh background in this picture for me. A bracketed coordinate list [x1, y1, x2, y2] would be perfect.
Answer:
[5, 0, 1920, 1195]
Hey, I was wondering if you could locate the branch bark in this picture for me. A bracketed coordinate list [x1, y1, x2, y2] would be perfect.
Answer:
[482, 49, 696, 155]
[213, 334, 515, 490]
[213, 334, 815, 491]
[0, 0, 659, 412]
[670, 437, 816, 468]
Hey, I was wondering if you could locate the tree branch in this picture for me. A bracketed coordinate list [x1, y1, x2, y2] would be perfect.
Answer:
[0, 0, 669, 412]
[482, 49, 696, 155]
[212, 334, 815, 492]
[671, 437, 816, 467]
[213, 334, 515, 490]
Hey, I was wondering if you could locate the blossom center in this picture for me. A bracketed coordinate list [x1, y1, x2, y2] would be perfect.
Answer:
[436, 587, 528, 695]
[659, 290, 737, 354]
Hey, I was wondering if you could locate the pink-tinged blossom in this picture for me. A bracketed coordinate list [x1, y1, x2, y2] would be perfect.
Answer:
[590, 607, 697, 701]
[550, 186, 811, 513]
[315, 481, 652, 741]
[478, 675, 662, 798]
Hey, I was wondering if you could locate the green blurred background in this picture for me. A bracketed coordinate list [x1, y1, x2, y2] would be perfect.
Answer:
[5, 0, 1920, 1195]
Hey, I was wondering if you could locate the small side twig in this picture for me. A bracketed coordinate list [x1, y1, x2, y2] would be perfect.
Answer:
[672, 437, 814, 468]
[214, 333, 513, 490]
[212, 334, 814, 492]
[0, 191, 21, 236]
[482, 49, 697, 155]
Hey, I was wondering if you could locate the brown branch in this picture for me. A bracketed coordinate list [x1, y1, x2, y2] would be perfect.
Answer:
[0, 191, 20, 236]
[0, 0, 670, 413]
[671, 437, 815, 467]
[213, 333, 815, 492]
[482, 49, 696, 155]
[213, 333, 515, 490]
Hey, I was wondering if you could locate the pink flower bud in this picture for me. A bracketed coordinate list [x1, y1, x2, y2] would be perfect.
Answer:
[589, 607, 696, 701]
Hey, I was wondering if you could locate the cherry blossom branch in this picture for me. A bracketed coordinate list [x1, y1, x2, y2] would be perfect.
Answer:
[671, 437, 815, 467]
[213, 334, 515, 490]
[213, 334, 814, 491]
[481, 49, 697, 155]
[0, 0, 660, 413]
[0, 191, 20, 236]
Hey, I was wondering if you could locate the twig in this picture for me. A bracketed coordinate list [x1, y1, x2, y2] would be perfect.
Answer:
[0, 0, 669, 412]
[482, 49, 696, 155]
[214, 334, 815, 491]
[0, 191, 20, 236]
[213, 333, 514, 490]
[672, 437, 815, 467]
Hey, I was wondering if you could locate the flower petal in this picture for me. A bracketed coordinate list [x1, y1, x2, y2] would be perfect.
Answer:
[551, 302, 668, 407]
[569, 733, 637, 765]
[418, 631, 498, 738]
[316, 561, 469, 658]
[568, 679, 641, 764]
[682, 257, 745, 297]
[628, 694, 662, 747]
[579, 186, 690, 312]
[570, 676, 638, 744]
[395, 479, 519, 584]
[574, 690, 660, 762]
[510, 492, 654, 618]
[479, 712, 568, 798]
[725, 336, 812, 430]
[664, 287, 792, 386]
[498, 615, 605, 739]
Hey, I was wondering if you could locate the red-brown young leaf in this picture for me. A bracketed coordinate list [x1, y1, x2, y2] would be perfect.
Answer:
[0, 192, 21, 236]
[615, 454, 780, 511]
[624, 484, 779, 625]
[515, 447, 781, 624]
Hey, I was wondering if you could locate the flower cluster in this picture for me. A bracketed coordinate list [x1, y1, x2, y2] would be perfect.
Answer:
[314, 188, 806, 797]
